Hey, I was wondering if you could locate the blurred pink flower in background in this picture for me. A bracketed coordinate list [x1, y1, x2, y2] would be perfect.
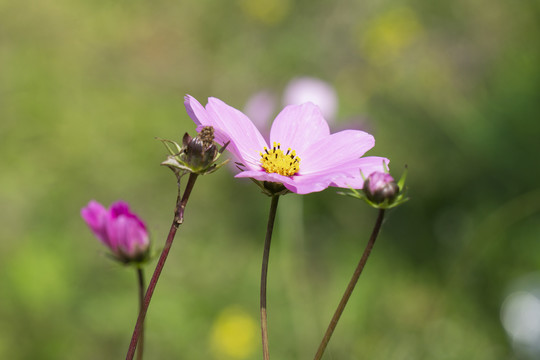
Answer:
[243, 90, 278, 131]
[81, 200, 150, 263]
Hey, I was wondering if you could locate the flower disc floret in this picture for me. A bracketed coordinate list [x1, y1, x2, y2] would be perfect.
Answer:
[260, 142, 300, 177]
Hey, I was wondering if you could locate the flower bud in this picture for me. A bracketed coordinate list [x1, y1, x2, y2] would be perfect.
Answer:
[183, 127, 219, 170]
[363, 171, 399, 204]
[160, 126, 228, 176]
[81, 200, 150, 264]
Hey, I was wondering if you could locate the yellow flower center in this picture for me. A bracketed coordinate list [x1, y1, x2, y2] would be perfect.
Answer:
[260, 142, 300, 177]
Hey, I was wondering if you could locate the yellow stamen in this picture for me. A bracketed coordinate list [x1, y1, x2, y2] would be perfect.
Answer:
[259, 142, 300, 177]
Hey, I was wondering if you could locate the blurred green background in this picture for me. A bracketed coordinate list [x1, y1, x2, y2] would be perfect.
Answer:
[1, 0, 540, 359]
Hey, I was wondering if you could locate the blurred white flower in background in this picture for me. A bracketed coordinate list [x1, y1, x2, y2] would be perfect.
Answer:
[244, 77, 338, 132]
[282, 77, 338, 122]
[501, 275, 540, 359]
[243, 76, 371, 147]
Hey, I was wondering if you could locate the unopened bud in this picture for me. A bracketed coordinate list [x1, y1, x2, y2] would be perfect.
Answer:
[183, 127, 218, 171]
[81, 201, 150, 264]
[160, 126, 228, 176]
[363, 172, 399, 204]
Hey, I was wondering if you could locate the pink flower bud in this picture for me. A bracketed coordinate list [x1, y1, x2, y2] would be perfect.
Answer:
[81, 200, 150, 264]
[363, 172, 399, 204]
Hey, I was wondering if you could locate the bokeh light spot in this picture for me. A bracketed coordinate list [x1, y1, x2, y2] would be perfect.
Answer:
[210, 306, 258, 359]
[357, 7, 422, 64]
[238, 0, 291, 25]
[501, 291, 540, 345]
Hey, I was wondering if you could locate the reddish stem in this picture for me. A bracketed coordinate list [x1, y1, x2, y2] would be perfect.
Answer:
[126, 173, 198, 360]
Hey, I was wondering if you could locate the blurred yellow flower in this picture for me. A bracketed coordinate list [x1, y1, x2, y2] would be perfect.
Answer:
[210, 306, 258, 359]
[357, 7, 422, 64]
[238, 0, 291, 25]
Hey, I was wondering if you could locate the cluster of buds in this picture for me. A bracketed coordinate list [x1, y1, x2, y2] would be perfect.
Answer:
[159, 126, 229, 177]
[340, 165, 409, 209]
[81, 201, 150, 264]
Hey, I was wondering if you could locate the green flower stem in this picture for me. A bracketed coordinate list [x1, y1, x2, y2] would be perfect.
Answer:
[126, 173, 199, 360]
[313, 209, 385, 360]
[261, 195, 280, 360]
[136, 267, 145, 360]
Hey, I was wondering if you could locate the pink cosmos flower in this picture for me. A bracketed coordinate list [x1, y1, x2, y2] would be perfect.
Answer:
[184, 95, 389, 194]
[81, 200, 150, 263]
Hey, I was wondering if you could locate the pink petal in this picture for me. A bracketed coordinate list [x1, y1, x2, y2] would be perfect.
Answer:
[110, 201, 130, 218]
[206, 97, 268, 166]
[235, 170, 335, 194]
[184, 95, 212, 127]
[235, 157, 388, 194]
[105, 214, 126, 252]
[105, 212, 150, 258]
[81, 200, 108, 244]
[110, 201, 147, 231]
[299, 130, 375, 174]
[186, 95, 267, 169]
[286, 176, 336, 194]
[269, 103, 330, 155]
[235, 169, 290, 184]
[329, 157, 390, 189]
[119, 217, 149, 257]
[284, 156, 389, 194]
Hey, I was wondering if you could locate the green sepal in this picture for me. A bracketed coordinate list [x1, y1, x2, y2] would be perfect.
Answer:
[157, 131, 229, 176]
[157, 137, 183, 156]
[249, 178, 290, 196]
[397, 165, 408, 191]
[102, 246, 153, 267]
